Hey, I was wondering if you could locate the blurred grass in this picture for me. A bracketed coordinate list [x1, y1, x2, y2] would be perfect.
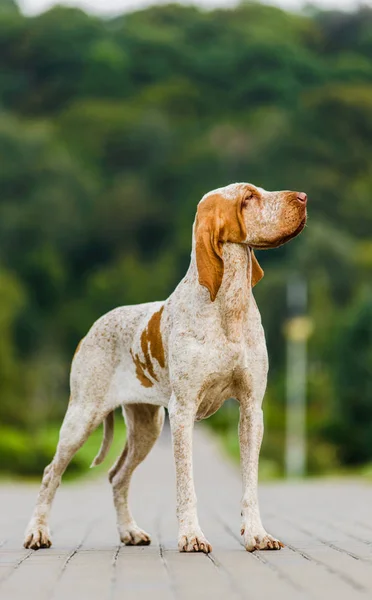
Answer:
[0, 412, 126, 481]
[209, 402, 372, 481]
[211, 421, 372, 481]
[218, 428, 282, 480]
[3, 408, 372, 483]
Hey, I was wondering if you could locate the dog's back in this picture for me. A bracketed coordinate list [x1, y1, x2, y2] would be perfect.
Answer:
[70, 300, 168, 405]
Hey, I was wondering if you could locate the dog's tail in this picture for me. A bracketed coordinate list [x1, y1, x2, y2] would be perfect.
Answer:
[90, 411, 115, 467]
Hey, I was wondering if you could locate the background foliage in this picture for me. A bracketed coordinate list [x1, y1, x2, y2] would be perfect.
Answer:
[1, 0, 372, 476]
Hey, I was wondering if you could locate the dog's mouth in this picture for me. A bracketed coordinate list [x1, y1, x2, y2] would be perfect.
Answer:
[251, 216, 307, 250]
[276, 216, 307, 246]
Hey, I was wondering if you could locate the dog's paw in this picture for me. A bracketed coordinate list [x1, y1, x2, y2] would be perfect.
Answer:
[24, 524, 52, 550]
[120, 526, 151, 546]
[178, 532, 212, 553]
[241, 527, 284, 552]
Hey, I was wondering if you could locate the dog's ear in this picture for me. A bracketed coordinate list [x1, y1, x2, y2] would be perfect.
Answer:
[194, 199, 223, 302]
[250, 249, 264, 287]
[195, 194, 247, 301]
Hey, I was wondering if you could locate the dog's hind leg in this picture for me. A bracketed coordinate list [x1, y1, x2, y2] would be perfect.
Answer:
[23, 398, 107, 550]
[110, 403, 165, 546]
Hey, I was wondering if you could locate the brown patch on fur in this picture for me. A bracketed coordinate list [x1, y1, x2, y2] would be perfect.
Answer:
[140, 328, 158, 381]
[195, 193, 263, 301]
[130, 349, 154, 388]
[147, 307, 165, 369]
[131, 307, 165, 387]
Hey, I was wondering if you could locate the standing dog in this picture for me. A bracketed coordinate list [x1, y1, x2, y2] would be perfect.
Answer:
[24, 182, 307, 553]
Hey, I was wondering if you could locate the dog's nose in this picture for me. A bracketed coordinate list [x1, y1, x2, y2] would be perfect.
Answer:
[297, 192, 307, 204]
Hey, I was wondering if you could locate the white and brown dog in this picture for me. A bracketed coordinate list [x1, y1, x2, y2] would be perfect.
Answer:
[24, 182, 307, 553]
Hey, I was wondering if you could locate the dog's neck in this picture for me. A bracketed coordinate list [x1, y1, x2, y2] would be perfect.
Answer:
[187, 242, 253, 341]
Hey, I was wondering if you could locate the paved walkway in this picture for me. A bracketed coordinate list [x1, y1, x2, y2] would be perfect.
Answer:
[1, 424, 372, 599]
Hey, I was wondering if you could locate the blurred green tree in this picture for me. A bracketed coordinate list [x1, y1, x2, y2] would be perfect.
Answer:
[0, 2, 371, 474]
[327, 292, 372, 465]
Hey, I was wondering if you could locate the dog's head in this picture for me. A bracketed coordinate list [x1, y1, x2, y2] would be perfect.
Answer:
[194, 182, 307, 301]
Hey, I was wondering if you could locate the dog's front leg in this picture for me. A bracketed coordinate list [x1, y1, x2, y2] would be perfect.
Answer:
[239, 404, 283, 551]
[169, 398, 212, 553]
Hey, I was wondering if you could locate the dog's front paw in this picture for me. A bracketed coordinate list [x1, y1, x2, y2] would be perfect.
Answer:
[120, 525, 151, 546]
[24, 523, 52, 550]
[178, 532, 212, 553]
[241, 527, 284, 552]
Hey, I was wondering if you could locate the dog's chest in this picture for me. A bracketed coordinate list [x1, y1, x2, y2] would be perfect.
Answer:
[195, 377, 233, 420]
[196, 309, 267, 420]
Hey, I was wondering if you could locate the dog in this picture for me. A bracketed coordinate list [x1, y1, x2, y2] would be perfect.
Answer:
[24, 182, 307, 553]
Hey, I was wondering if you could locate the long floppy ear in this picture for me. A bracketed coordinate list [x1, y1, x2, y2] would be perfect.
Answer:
[250, 249, 264, 287]
[195, 194, 246, 301]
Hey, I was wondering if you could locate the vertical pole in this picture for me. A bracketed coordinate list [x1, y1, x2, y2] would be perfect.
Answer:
[285, 277, 308, 478]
